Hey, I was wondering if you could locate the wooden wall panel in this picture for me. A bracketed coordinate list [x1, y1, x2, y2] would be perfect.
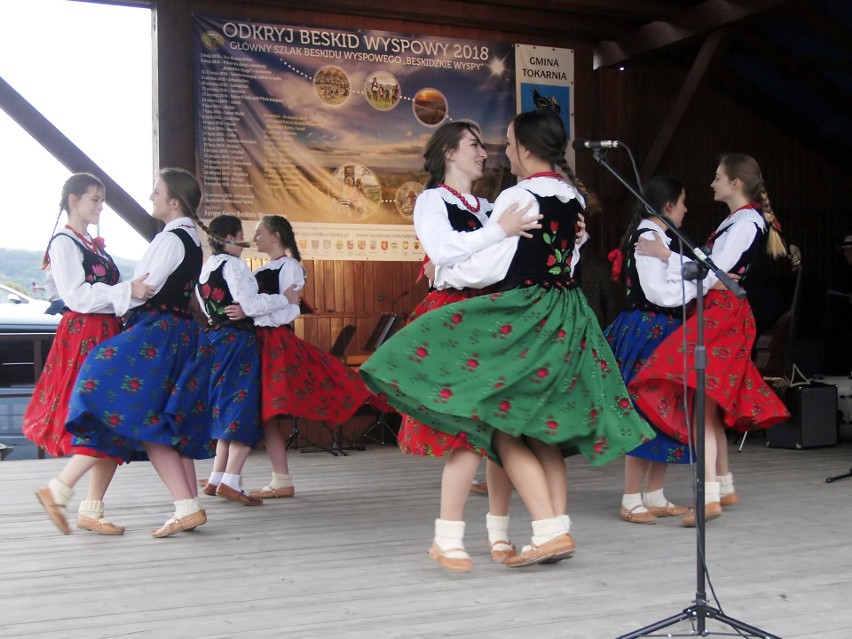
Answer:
[591, 60, 852, 345]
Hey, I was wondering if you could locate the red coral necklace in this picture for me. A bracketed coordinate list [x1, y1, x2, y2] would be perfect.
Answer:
[439, 183, 480, 213]
[64, 225, 102, 253]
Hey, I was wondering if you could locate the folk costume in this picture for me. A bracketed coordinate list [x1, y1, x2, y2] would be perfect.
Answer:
[603, 219, 693, 464]
[22, 228, 124, 458]
[397, 186, 507, 457]
[197, 254, 290, 447]
[253, 256, 370, 424]
[66, 219, 214, 461]
[361, 175, 654, 465]
[629, 204, 790, 442]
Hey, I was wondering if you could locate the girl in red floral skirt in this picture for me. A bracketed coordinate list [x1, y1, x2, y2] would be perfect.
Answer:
[630, 154, 790, 526]
[26, 173, 155, 535]
[233, 215, 367, 500]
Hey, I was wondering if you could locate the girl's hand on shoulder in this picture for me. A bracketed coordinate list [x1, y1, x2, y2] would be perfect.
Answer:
[498, 202, 541, 239]
[635, 233, 671, 261]
[283, 284, 301, 305]
[225, 304, 247, 320]
[423, 260, 436, 282]
[130, 273, 156, 300]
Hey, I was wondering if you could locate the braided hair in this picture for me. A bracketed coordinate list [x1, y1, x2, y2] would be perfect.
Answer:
[42, 172, 105, 268]
[511, 109, 600, 215]
[158, 167, 210, 235]
[619, 175, 685, 255]
[718, 154, 786, 258]
[207, 215, 243, 255]
[260, 215, 301, 262]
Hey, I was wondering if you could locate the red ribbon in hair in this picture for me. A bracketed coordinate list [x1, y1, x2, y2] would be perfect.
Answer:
[607, 248, 623, 282]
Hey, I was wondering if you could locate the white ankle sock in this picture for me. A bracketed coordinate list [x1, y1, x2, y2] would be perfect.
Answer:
[78, 500, 104, 521]
[704, 481, 720, 504]
[48, 477, 73, 505]
[622, 492, 647, 512]
[531, 517, 565, 546]
[221, 473, 241, 491]
[434, 519, 468, 558]
[175, 499, 199, 519]
[718, 473, 735, 496]
[486, 513, 510, 544]
[208, 471, 224, 486]
[643, 489, 669, 508]
[269, 472, 293, 489]
[557, 514, 572, 534]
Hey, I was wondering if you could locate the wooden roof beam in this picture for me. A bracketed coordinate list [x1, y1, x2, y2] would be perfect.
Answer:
[0, 74, 159, 242]
[641, 29, 728, 180]
[595, 0, 798, 69]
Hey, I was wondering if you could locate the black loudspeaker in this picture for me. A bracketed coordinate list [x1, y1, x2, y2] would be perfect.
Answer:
[767, 382, 838, 449]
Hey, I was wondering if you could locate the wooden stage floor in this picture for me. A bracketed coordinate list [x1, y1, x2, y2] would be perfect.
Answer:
[2, 436, 852, 638]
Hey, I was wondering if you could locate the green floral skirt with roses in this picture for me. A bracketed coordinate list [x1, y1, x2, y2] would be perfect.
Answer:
[360, 284, 654, 465]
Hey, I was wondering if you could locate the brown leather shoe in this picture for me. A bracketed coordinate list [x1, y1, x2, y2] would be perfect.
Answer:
[489, 539, 517, 563]
[682, 502, 723, 527]
[151, 510, 208, 538]
[35, 487, 70, 535]
[619, 505, 657, 524]
[77, 516, 125, 536]
[720, 492, 739, 507]
[201, 482, 218, 497]
[470, 481, 488, 495]
[428, 542, 472, 572]
[505, 533, 576, 567]
[249, 485, 294, 499]
[645, 502, 688, 517]
[216, 483, 263, 506]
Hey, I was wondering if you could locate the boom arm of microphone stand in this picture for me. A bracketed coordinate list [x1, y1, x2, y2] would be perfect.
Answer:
[590, 149, 745, 299]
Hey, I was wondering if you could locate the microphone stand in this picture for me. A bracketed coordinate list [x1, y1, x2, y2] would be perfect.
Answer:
[588, 148, 779, 639]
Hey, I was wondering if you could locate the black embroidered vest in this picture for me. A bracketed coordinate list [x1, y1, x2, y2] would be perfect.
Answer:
[497, 193, 581, 291]
[142, 228, 202, 317]
[48, 233, 121, 287]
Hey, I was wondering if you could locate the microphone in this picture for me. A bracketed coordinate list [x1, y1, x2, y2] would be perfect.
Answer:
[572, 138, 621, 150]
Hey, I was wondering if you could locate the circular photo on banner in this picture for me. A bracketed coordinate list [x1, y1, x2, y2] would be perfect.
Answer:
[330, 164, 382, 221]
[314, 66, 351, 106]
[394, 181, 425, 221]
[413, 88, 448, 126]
[200, 31, 224, 51]
[364, 71, 401, 111]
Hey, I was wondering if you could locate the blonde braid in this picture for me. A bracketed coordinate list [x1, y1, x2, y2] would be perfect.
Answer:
[758, 188, 786, 258]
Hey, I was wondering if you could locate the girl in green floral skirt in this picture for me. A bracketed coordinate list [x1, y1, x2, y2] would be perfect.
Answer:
[361, 109, 654, 566]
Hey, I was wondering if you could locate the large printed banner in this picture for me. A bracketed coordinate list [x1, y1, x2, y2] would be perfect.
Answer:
[193, 16, 573, 261]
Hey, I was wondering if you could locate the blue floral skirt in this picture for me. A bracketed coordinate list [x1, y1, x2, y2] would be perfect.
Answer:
[604, 308, 693, 464]
[207, 326, 262, 447]
[66, 310, 215, 461]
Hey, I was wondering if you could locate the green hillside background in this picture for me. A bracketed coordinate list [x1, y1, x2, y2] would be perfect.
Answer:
[1, 247, 137, 299]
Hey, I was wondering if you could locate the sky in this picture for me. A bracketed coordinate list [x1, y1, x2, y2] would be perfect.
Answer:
[0, 0, 153, 262]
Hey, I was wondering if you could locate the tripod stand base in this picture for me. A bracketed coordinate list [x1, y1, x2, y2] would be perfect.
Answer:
[356, 413, 398, 447]
[285, 417, 341, 456]
[616, 603, 781, 638]
[825, 467, 852, 483]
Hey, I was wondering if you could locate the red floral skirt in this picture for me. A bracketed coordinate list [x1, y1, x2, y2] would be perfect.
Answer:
[256, 326, 371, 424]
[22, 311, 121, 458]
[629, 290, 790, 444]
[397, 288, 487, 457]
